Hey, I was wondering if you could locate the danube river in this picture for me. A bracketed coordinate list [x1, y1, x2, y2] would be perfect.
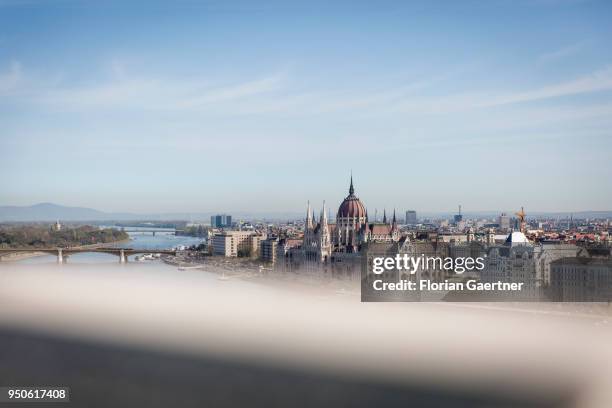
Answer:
[10, 227, 205, 265]
[0, 227, 262, 292]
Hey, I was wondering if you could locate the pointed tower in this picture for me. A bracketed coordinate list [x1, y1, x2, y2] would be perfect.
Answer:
[319, 201, 331, 260]
[321, 201, 328, 228]
[392, 209, 397, 229]
[306, 201, 313, 231]
[383, 209, 387, 224]
[363, 208, 370, 242]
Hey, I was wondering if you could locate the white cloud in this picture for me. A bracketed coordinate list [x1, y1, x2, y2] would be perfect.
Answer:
[31, 73, 284, 112]
[485, 66, 612, 106]
[4, 59, 612, 124]
[175, 75, 283, 108]
[0, 60, 22, 95]
[391, 66, 612, 115]
[537, 42, 587, 64]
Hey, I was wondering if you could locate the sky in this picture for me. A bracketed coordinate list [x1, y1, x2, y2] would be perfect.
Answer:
[1, 0, 611, 215]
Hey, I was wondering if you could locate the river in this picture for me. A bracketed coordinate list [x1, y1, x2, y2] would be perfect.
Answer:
[0, 226, 264, 292]
[8, 226, 205, 265]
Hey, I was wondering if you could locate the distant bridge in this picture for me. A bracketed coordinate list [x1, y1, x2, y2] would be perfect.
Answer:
[0, 248, 177, 263]
[117, 229, 176, 236]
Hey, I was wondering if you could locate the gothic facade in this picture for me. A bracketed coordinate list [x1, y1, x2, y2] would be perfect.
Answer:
[302, 177, 401, 265]
[303, 201, 332, 263]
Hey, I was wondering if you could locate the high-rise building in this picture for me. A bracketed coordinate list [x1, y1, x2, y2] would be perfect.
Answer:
[498, 213, 510, 231]
[210, 214, 232, 228]
[453, 205, 463, 223]
[405, 210, 417, 224]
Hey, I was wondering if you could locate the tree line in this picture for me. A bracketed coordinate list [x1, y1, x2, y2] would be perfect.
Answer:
[0, 225, 129, 248]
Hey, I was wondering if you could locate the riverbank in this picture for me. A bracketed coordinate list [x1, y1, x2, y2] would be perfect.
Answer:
[161, 254, 360, 297]
[163, 255, 262, 278]
[0, 239, 131, 262]
[0, 251, 47, 262]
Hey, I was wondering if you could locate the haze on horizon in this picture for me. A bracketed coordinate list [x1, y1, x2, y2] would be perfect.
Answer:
[1, 0, 611, 214]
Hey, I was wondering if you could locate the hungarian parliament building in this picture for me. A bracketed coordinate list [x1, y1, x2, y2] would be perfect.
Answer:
[298, 177, 403, 275]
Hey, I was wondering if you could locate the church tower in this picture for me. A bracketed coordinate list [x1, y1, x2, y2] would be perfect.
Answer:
[320, 201, 331, 256]
[306, 201, 313, 231]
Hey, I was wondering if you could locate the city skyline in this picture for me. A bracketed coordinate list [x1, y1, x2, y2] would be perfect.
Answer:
[1, 0, 612, 213]
[1, 197, 611, 222]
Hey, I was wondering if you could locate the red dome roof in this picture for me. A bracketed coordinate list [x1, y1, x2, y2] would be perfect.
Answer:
[337, 177, 366, 218]
[337, 195, 366, 218]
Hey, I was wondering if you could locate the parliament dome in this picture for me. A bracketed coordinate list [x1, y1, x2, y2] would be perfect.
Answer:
[337, 177, 366, 219]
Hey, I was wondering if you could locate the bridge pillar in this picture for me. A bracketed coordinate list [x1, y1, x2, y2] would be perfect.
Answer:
[57, 249, 63, 264]
[119, 249, 127, 263]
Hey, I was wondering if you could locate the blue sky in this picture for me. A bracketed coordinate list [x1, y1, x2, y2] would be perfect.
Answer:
[1, 0, 611, 214]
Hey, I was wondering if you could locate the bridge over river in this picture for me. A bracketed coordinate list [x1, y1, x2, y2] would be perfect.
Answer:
[116, 229, 176, 236]
[0, 248, 177, 263]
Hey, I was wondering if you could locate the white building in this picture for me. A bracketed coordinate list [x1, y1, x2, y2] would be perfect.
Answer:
[211, 231, 265, 257]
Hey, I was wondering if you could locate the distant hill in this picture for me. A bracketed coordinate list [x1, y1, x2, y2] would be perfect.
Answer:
[0, 203, 301, 222]
[0, 203, 135, 222]
[1, 203, 610, 222]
